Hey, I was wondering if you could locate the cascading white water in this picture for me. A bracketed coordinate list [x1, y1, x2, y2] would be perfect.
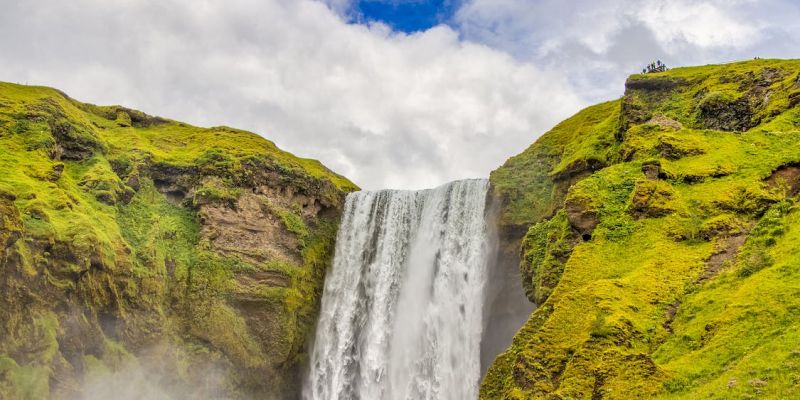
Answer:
[303, 179, 491, 400]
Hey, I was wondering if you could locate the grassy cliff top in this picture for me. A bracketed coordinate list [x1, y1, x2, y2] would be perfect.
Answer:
[483, 59, 800, 399]
[491, 58, 800, 227]
[0, 81, 357, 194]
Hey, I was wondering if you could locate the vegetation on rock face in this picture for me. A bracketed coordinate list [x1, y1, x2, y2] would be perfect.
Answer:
[0, 82, 357, 399]
[490, 100, 622, 229]
[483, 59, 800, 399]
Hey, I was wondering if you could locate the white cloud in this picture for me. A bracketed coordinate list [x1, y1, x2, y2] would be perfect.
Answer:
[455, 0, 800, 101]
[0, 0, 581, 190]
[456, 0, 791, 54]
[634, 0, 758, 50]
[320, 0, 354, 15]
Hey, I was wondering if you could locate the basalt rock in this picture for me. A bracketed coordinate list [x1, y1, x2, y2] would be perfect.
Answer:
[765, 163, 800, 197]
[565, 192, 599, 239]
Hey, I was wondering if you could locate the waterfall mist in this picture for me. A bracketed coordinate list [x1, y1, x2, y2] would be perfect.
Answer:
[303, 179, 492, 400]
[480, 193, 537, 376]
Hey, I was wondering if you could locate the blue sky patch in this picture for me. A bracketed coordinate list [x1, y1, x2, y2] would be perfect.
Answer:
[351, 0, 460, 33]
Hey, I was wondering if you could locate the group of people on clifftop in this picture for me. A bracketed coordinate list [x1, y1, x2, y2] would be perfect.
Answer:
[643, 60, 668, 73]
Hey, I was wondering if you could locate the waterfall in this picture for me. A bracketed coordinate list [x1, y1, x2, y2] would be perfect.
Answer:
[303, 179, 491, 400]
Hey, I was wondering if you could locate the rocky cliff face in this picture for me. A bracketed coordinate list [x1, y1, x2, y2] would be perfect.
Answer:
[482, 59, 800, 399]
[5, 59, 800, 400]
[0, 82, 357, 399]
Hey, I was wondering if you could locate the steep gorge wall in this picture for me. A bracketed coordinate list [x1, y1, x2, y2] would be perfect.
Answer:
[0, 82, 357, 399]
[4, 59, 800, 400]
[482, 59, 800, 399]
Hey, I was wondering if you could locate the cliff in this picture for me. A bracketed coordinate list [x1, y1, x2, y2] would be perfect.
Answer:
[0, 82, 357, 399]
[5, 58, 800, 400]
[482, 59, 800, 399]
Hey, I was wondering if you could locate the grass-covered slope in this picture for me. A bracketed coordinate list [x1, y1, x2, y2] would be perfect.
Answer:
[0, 82, 357, 399]
[482, 59, 800, 399]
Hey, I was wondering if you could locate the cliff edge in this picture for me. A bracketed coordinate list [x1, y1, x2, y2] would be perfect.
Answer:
[483, 59, 800, 399]
[0, 82, 357, 399]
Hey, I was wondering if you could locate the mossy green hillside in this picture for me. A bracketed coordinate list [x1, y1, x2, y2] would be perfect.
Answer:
[482, 59, 800, 399]
[0, 82, 356, 399]
[490, 100, 622, 228]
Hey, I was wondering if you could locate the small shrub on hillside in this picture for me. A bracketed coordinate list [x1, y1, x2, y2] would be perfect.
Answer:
[736, 201, 789, 277]
[589, 312, 615, 339]
[738, 248, 773, 278]
[11, 119, 29, 134]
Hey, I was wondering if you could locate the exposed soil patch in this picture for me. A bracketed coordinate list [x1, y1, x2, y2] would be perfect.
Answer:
[565, 199, 599, 238]
[642, 161, 661, 180]
[789, 91, 800, 108]
[700, 234, 747, 282]
[765, 164, 800, 197]
[591, 371, 606, 400]
[645, 115, 683, 130]
[662, 300, 681, 333]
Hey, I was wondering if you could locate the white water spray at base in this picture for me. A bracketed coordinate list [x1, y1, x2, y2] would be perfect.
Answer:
[303, 179, 491, 400]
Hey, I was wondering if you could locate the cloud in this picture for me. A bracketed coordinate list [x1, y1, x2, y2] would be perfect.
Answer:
[455, 0, 800, 101]
[0, 0, 581, 190]
[634, 1, 759, 49]
[322, 0, 354, 14]
[456, 0, 799, 55]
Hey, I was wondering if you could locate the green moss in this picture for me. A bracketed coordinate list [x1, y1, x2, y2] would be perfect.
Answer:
[490, 100, 622, 227]
[0, 81, 355, 399]
[653, 203, 800, 399]
[482, 59, 800, 399]
[117, 178, 200, 278]
[624, 59, 800, 132]
[698, 213, 746, 240]
[277, 207, 309, 240]
[192, 177, 241, 208]
[734, 201, 790, 277]
[628, 180, 678, 218]
[0, 357, 50, 400]
[98, 122, 356, 194]
[114, 110, 132, 127]
[656, 132, 706, 160]
[520, 210, 577, 303]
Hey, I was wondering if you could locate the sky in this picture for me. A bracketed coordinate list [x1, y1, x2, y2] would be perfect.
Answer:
[1, 0, 798, 190]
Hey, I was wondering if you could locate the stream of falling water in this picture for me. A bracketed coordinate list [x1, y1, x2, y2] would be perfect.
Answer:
[303, 179, 491, 400]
